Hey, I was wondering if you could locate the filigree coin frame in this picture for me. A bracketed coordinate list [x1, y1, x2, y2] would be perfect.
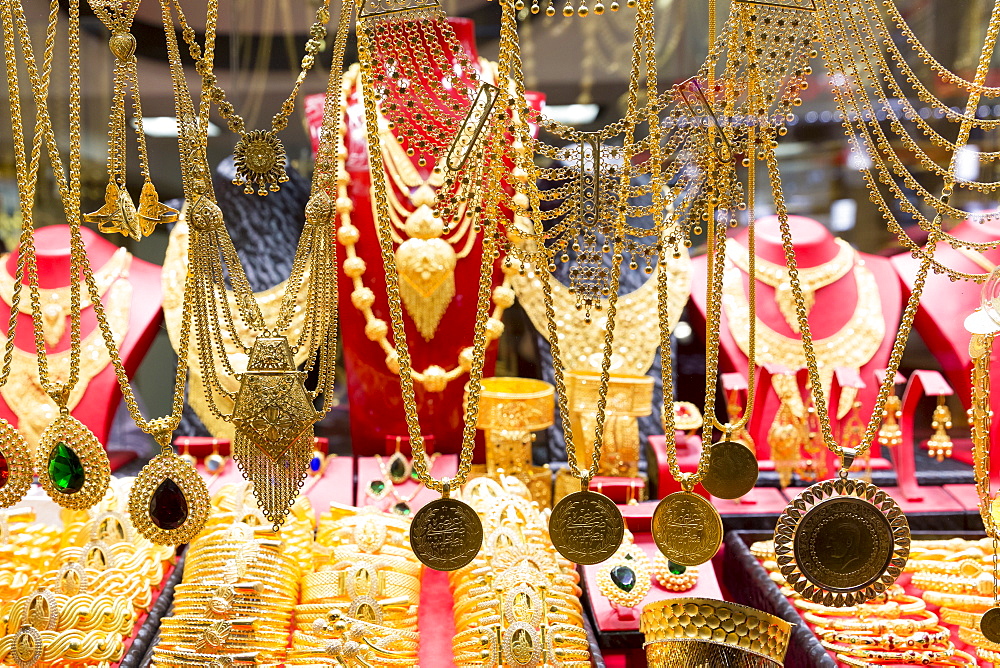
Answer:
[128, 451, 210, 545]
[774, 478, 909, 607]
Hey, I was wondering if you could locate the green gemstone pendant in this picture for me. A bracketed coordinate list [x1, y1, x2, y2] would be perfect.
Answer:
[610, 565, 637, 592]
[386, 451, 410, 484]
[367, 479, 389, 500]
[392, 501, 412, 516]
[668, 560, 687, 575]
[48, 443, 85, 493]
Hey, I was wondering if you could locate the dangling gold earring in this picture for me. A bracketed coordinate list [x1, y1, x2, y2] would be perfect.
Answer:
[877, 393, 903, 450]
[0, 418, 31, 508]
[177, 438, 196, 468]
[927, 396, 953, 462]
[204, 438, 227, 475]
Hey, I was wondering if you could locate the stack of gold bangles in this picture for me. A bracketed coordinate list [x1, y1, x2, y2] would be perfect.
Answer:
[152, 483, 313, 667]
[287, 504, 422, 666]
[0, 509, 61, 601]
[448, 476, 590, 667]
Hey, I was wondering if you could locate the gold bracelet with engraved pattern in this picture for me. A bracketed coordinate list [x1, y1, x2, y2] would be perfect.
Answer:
[821, 627, 950, 648]
[802, 609, 939, 633]
[3, 591, 136, 634]
[836, 649, 976, 667]
[939, 606, 984, 629]
[922, 591, 993, 612]
[0, 628, 125, 665]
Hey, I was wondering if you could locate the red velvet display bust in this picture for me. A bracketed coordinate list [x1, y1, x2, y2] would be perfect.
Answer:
[306, 19, 543, 457]
[689, 215, 902, 464]
[0, 226, 162, 450]
[891, 217, 1000, 407]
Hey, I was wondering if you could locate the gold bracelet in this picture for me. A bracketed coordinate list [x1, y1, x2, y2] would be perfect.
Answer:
[837, 649, 976, 666]
[152, 648, 262, 666]
[923, 591, 993, 612]
[803, 609, 939, 633]
[939, 606, 983, 629]
[3, 590, 136, 634]
[0, 627, 125, 665]
[821, 641, 954, 663]
[301, 568, 419, 603]
[957, 624, 1000, 651]
[821, 627, 950, 648]
[911, 571, 992, 596]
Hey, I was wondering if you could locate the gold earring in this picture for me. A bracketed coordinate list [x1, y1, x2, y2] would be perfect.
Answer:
[385, 436, 410, 485]
[204, 438, 226, 475]
[128, 431, 210, 545]
[877, 393, 903, 450]
[927, 397, 953, 462]
[0, 418, 32, 508]
[177, 438, 196, 468]
[597, 531, 651, 609]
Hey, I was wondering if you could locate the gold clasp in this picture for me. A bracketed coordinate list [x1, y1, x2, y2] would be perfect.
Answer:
[442, 478, 451, 499]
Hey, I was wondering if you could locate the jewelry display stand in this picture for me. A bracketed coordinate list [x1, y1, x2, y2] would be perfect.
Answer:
[892, 218, 1000, 474]
[690, 215, 903, 475]
[0, 225, 162, 469]
[305, 19, 543, 458]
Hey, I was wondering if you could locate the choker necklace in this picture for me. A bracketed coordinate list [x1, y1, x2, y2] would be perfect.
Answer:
[722, 239, 884, 420]
[337, 65, 513, 394]
[726, 237, 855, 332]
[0, 247, 130, 348]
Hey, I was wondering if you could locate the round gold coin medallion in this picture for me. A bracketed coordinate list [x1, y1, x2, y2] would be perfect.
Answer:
[652, 491, 723, 566]
[774, 478, 909, 606]
[409, 497, 483, 571]
[701, 440, 759, 500]
[981, 607, 1000, 643]
[548, 490, 625, 565]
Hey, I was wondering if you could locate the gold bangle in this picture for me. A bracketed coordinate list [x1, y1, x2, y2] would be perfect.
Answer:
[821, 626, 950, 648]
[837, 649, 977, 666]
[923, 591, 993, 612]
[152, 648, 262, 666]
[821, 641, 954, 663]
[958, 624, 1000, 651]
[3, 590, 136, 635]
[301, 568, 419, 603]
[0, 627, 125, 665]
[803, 609, 939, 633]
[939, 606, 982, 629]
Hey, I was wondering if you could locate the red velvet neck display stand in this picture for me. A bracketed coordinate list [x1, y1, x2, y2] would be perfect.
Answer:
[892, 218, 1000, 465]
[0, 226, 162, 469]
[689, 216, 902, 478]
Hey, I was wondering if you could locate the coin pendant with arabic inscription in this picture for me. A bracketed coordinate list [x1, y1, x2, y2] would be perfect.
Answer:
[409, 497, 483, 571]
[549, 490, 624, 565]
[652, 491, 723, 567]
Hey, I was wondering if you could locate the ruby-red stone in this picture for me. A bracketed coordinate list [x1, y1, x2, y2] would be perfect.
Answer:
[0, 450, 8, 489]
[149, 479, 188, 531]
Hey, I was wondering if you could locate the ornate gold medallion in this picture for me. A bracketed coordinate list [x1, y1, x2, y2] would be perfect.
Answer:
[24, 590, 57, 631]
[982, 607, 1000, 644]
[129, 448, 211, 545]
[503, 622, 542, 668]
[12, 625, 42, 668]
[36, 414, 110, 510]
[701, 441, 759, 500]
[84, 181, 141, 239]
[774, 478, 909, 606]
[395, 200, 457, 341]
[652, 491, 723, 567]
[232, 130, 289, 196]
[232, 336, 320, 530]
[548, 490, 625, 565]
[409, 497, 483, 571]
[0, 418, 31, 508]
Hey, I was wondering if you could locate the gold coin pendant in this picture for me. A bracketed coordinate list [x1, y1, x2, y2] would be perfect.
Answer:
[548, 490, 625, 565]
[701, 440, 759, 500]
[652, 491, 723, 567]
[982, 607, 1000, 643]
[409, 497, 483, 571]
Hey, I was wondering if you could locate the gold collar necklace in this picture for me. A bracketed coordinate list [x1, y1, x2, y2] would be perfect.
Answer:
[0, 247, 130, 347]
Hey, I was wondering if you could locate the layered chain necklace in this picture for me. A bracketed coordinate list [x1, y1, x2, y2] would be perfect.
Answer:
[159, 0, 345, 530]
[0, 0, 210, 542]
[335, 64, 514, 394]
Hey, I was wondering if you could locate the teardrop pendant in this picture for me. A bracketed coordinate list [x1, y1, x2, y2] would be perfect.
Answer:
[36, 414, 110, 509]
[0, 418, 32, 508]
[386, 450, 410, 484]
[129, 448, 210, 545]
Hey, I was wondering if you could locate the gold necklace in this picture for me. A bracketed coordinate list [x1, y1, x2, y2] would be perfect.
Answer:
[722, 239, 884, 420]
[84, 0, 178, 239]
[161, 0, 346, 530]
[0, 247, 130, 347]
[168, 0, 331, 196]
[726, 237, 855, 332]
[337, 67, 513, 393]
[160, 204, 313, 439]
[1, 0, 209, 540]
[1, 277, 130, 447]
[510, 253, 690, 375]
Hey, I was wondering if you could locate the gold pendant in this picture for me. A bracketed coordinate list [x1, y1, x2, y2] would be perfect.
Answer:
[129, 448, 211, 545]
[409, 496, 483, 571]
[774, 477, 909, 606]
[395, 201, 457, 341]
[652, 491, 723, 567]
[0, 418, 32, 508]
[136, 180, 179, 237]
[35, 413, 110, 510]
[11, 625, 43, 668]
[503, 622, 542, 667]
[232, 130, 290, 196]
[84, 181, 141, 239]
[701, 441, 760, 500]
[548, 489, 624, 565]
[231, 336, 319, 530]
[981, 607, 1000, 643]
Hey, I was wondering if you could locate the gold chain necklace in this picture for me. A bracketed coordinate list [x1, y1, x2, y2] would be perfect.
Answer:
[0, 247, 129, 347]
[726, 237, 855, 332]
[161, 0, 346, 530]
[168, 0, 331, 196]
[1, 0, 209, 541]
[160, 204, 313, 438]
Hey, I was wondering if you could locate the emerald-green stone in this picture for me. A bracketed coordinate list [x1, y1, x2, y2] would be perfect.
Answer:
[369, 480, 386, 496]
[410, 468, 421, 482]
[48, 443, 85, 493]
[392, 502, 412, 516]
[667, 560, 686, 575]
[388, 453, 408, 483]
[610, 565, 636, 592]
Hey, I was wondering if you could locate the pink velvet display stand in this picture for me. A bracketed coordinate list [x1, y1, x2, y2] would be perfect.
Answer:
[892, 218, 1000, 475]
[0, 226, 162, 471]
[689, 216, 903, 473]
